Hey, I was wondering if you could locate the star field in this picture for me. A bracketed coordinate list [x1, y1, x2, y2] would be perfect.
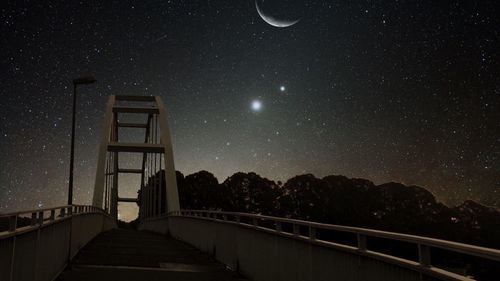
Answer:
[0, 1, 499, 219]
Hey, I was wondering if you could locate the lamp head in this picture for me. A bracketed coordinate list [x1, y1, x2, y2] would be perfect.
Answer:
[73, 76, 96, 85]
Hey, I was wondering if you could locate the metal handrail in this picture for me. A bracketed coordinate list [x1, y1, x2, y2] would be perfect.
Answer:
[168, 209, 500, 275]
[0, 204, 105, 235]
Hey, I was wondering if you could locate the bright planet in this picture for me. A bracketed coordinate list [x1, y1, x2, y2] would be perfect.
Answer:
[251, 99, 263, 111]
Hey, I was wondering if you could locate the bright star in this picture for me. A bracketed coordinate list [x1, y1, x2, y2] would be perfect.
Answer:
[251, 100, 262, 112]
[280, 86, 285, 92]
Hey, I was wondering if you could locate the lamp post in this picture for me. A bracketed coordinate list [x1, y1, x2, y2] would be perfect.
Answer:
[68, 76, 96, 206]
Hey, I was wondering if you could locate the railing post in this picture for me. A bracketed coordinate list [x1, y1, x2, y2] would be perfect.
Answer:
[236, 215, 241, 224]
[61, 208, 66, 218]
[31, 212, 37, 226]
[38, 211, 44, 225]
[418, 244, 431, 268]
[357, 233, 367, 252]
[252, 217, 258, 227]
[275, 221, 281, 232]
[293, 224, 300, 236]
[50, 209, 55, 221]
[8, 215, 17, 232]
[309, 226, 316, 240]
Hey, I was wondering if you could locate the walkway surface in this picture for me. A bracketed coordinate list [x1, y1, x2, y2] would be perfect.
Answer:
[57, 228, 246, 281]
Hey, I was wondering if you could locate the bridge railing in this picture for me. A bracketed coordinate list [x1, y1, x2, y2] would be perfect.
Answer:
[0, 205, 115, 281]
[0, 205, 103, 235]
[168, 209, 500, 280]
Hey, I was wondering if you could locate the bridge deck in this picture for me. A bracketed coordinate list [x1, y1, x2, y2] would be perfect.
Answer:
[57, 229, 245, 281]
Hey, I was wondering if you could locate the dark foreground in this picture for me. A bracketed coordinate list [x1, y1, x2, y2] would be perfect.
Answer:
[57, 229, 245, 281]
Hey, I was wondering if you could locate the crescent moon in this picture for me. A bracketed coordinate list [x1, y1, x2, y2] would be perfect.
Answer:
[255, 0, 300, 28]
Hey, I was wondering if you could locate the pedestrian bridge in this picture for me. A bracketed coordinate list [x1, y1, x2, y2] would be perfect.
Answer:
[1, 95, 499, 281]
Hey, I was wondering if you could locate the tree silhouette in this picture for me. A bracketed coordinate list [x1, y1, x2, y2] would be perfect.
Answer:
[150, 170, 500, 251]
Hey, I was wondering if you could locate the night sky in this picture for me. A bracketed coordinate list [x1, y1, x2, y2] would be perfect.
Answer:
[1, 1, 499, 220]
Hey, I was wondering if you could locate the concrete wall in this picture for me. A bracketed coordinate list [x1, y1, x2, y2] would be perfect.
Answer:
[141, 216, 446, 281]
[0, 213, 116, 281]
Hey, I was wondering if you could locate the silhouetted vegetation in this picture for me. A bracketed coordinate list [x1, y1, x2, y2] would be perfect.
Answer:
[117, 219, 139, 229]
[175, 171, 500, 250]
[134, 170, 500, 279]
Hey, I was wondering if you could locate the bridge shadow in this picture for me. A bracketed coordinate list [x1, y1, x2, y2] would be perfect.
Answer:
[56, 229, 245, 281]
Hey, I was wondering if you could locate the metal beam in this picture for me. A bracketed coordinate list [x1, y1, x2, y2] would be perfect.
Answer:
[112, 106, 159, 114]
[117, 168, 143, 174]
[117, 122, 148, 128]
[107, 142, 165, 153]
[117, 197, 139, 203]
[115, 95, 156, 102]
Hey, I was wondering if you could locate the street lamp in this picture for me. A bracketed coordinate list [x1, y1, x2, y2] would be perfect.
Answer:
[68, 76, 96, 206]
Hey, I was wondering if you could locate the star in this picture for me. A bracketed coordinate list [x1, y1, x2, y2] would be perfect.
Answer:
[1, 0, 498, 220]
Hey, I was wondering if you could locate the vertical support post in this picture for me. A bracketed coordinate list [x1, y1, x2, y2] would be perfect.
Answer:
[159, 154, 163, 215]
[145, 185, 149, 219]
[104, 152, 109, 213]
[68, 83, 77, 206]
[152, 116, 157, 217]
[112, 113, 119, 219]
[8, 215, 17, 232]
[418, 244, 431, 268]
[275, 221, 281, 232]
[31, 213, 37, 226]
[309, 226, 316, 240]
[357, 233, 367, 252]
[293, 224, 300, 236]
[38, 211, 44, 225]
[93, 95, 116, 208]
[140, 115, 152, 219]
[155, 96, 180, 212]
